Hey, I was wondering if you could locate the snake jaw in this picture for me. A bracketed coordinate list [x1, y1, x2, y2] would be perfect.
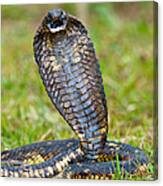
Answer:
[45, 8, 68, 33]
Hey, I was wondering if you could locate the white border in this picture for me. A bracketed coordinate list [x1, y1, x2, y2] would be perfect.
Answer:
[0, 0, 162, 186]
[0, 0, 157, 5]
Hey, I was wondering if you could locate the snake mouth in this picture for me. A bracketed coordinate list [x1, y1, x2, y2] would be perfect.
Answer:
[47, 20, 66, 33]
[46, 9, 68, 33]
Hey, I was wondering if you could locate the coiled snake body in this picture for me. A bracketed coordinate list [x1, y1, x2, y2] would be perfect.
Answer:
[1, 9, 148, 179]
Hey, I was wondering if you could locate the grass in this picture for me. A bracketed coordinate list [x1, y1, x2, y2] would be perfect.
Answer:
[1, 2, 157, 180]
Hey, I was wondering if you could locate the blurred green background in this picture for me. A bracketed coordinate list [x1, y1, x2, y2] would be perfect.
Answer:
[1, 2, 156, 180]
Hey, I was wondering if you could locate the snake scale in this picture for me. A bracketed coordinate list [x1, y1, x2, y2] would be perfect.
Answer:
[1, 8, 148, 179]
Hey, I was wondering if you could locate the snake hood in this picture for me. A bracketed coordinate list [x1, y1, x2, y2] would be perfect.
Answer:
[43, 9, 68, 33]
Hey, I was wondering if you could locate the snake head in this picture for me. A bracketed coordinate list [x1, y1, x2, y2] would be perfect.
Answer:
[43, 8, 68, 33]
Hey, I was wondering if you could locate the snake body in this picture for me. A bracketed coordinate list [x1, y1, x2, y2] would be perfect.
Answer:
[1, 9, 148, 179]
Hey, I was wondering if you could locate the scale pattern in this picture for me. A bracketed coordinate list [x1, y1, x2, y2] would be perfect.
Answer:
[1, 139, 148, 178]
[33, 11, 108, 159]
[1, 9, 148, 179]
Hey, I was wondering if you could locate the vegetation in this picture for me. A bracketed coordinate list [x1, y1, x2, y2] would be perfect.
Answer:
[1, 2, 157, 180]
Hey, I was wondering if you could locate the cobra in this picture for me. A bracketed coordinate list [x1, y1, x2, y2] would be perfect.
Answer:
[1, 8, 148, 179]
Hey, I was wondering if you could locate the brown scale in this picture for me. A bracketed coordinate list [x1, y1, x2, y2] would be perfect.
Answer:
[71, 173, 113, 180]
